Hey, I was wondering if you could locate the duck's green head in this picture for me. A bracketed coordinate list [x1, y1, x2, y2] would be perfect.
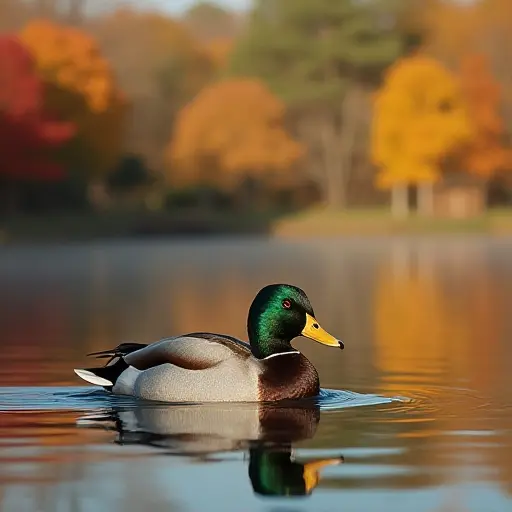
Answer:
[249, 447, 344, 496]
[247, 284, 343, 359]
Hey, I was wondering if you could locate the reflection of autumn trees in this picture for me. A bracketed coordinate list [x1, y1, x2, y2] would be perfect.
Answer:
[373, 240, 512, 494]
[0, 412, 179, 511]
[374, 242, 504, 393]
[374, 248, 456, 387]
[1, 292, 75, 385]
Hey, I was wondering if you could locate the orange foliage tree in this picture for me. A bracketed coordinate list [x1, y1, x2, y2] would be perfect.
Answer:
[168, 79, 303, 195]
[19, 20, 126, 189]
[422, 0, 512, 145]
[202, 38, 234, 74]
[458, 54, 511, 178]
[371, 55, 472, 216]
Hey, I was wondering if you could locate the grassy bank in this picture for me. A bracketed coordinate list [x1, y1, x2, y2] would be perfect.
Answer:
[272, 208, 512, 237]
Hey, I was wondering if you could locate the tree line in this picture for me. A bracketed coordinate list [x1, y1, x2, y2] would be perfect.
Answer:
[1, 0, 512, 215]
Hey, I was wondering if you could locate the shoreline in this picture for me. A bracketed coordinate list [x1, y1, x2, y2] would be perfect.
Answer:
[2, 208, 512, 244]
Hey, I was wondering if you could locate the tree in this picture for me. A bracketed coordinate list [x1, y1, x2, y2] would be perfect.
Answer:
[168, 78, 303, 202]
[203, 38, 234, 74]
[89, 9, 213, 175]
[422, 0, 512, 145]
[108, 154, 152, 192]
[457, 54, 511, 179]
[182, 2, 242, 43]
[0, 36, 75, 212]
[19, 19, 126, 205]
[230, 0, 407, 209]
[0, 0, 31, 32]
[371, 55, 472, 216]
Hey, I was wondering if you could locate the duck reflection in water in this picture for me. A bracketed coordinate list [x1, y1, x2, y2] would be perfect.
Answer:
[78, 401, 343, 497]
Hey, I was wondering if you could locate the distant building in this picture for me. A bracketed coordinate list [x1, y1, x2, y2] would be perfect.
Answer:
[433, 174, 487, 218]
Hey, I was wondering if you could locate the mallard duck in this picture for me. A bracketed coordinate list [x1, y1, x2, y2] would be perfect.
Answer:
[74, 284, 343, 402]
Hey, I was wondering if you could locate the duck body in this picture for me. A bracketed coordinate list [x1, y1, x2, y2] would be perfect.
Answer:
[75, 284, 343, 403]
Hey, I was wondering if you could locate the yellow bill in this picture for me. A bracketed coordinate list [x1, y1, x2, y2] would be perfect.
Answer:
[301, 313, 344, 349]
[303, 457, 344, 493]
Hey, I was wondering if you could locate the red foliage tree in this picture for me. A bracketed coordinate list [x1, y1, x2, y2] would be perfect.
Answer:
[0, 36, 74, 182]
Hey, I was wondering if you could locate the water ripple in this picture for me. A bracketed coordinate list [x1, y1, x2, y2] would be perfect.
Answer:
[0, 386, 138, 412]
[0, 386, 403, 412]
[317, 388, 403, 410]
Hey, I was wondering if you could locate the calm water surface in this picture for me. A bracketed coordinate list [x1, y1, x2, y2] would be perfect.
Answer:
[1, 237, 511, 511]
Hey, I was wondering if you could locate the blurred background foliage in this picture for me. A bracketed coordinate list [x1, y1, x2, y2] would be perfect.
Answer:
[2, 0, 512, 237]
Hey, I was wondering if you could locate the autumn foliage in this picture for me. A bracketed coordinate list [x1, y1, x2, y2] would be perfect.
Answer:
[169, 79, 303, 187]
[372, 55, 472, 188]
[0, 36, 74, 181]
[2, 0, 512, 217]
[19, 20, 126, 179]
[458, 54, 512, 178]
[202, 38, 234, 73]
[19, 20, 118, 114]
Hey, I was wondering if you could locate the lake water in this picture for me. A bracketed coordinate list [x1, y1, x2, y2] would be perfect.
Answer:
[1, 236, 511, 512]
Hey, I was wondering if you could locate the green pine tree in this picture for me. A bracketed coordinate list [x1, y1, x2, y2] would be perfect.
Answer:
[230, 0, 411, 209]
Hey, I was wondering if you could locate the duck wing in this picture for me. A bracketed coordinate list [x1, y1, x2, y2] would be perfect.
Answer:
[123, 332, 252, 371]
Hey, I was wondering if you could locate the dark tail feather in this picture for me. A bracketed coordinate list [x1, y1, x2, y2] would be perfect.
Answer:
[74, 357, 129, 389]
[87, 342, 147, 359]
[76, 342, 146, 388]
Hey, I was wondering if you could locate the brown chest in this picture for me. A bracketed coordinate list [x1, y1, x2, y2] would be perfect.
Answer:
[257, 354, 320, 401]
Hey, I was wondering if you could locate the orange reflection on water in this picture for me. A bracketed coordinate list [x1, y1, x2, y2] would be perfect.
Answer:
[372, 241, 512, 494]
[373, 241, 502, 395]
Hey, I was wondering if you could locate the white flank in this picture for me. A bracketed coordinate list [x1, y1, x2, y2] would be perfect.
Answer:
[74, 369, 113, 387]
[112, 366, 140, 395]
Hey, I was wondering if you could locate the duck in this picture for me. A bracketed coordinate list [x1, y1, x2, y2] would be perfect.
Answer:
[74, 283, 344, 402]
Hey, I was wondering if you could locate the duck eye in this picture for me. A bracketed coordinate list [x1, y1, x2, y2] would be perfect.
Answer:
[282, 299, 292, 309]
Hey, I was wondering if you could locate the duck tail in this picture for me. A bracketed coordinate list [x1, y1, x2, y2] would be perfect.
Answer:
[74, 357, 129, 389]
[75, 342, 146, 389]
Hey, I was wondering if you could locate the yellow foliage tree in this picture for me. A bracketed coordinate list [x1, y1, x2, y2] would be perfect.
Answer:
[168, 78, 303, 192]
[372, 55, 472, 216]
[19, 20, 126, 188]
